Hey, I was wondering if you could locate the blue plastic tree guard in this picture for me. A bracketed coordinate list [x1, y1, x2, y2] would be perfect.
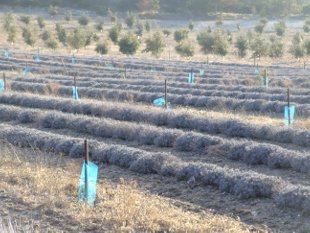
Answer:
[284, 105, 295, 125]
[72, 86, 79, 100]
[0, 80, 4, 91]
[255, 68, 260, 75]
[153, 97, 165, 106]
[199, 69, 205, 75]
[106, 64, 114, 69]
[22, 67, 32, 75]
[261, 77, 269, 87]
[188, 73, 195, 83]
[71, 57, 76, 64]
[3, 50, 11, 58]
[79, 161, 98, 206]
[34, 55, 41, 62]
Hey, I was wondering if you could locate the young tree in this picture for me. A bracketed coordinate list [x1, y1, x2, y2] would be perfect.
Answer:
[119, 32, 140, 55]
[144, 21, 151, 32]
[304, 19, 310, 33]
[56, 23, 67, 46]
[269, 39, 284, 58]
[163, 29, 171, 37]
[95, 41, 110, 55]
[126, 12, 137, 28]
[254, 18, 268, 34]
[65, 11, 72, 22]
[68, 28, 87, 51]
[46, 37, 59, 50]
[174, 29, 189, 42]
[20, 16, 31, 25]
[274, 21, 286, 36]
[3, 13, 14, 32]
[188, 21, 194, 31]
[135, 22, 144, 36]
[37, 16, 45, 29]
[41, 30, 51, 41]
[304, 39, 310, 56]
[250, 37, 269, 58]
[175, 41, 194, 57]
[235, 35, 248, 57]
[22, 27, 36, 47]
[143, 31, 166, 57]
[48, 5, 58, 17]
[78, 15, 91, 26]
[7, 25, 16, 44]
[109, 24, 122, 44]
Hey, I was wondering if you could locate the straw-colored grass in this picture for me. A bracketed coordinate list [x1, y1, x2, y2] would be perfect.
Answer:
[0, 141, 257, 232]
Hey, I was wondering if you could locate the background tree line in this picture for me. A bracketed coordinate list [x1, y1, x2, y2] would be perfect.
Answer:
[0, 0, 309, 17]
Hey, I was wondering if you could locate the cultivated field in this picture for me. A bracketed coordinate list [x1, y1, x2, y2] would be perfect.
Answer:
[1, 51, 310, 232]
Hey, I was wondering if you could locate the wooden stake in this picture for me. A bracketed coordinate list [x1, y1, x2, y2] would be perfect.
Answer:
[124, 65, 127, 79]
[287, 88, 291, 126]
[84, 139, 89, 201]
[254, 55, 256, 66]
[164, 79, 167, 110]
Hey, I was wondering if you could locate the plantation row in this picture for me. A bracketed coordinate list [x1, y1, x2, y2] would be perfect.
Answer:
[7, 52, 309, 77]
[0, 122, 309, 212]
[1, 103, 309, 173]
[13, 76, 310, 104]
[1, 93, 310, 148]
[9, 81, 310, 117]
[2, 55, 309, 81]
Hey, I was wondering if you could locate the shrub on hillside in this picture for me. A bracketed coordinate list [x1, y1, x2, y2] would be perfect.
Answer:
[143, 31, 166, 57]
[175, 41, 194, 57]
[109, 24, 121, 44]
[235, 35, 248, 57]
[174, 29, 189, 42]
[95, 41, 110, 55]
[119, 33, 140, 55]
[78, 14, 90, 26]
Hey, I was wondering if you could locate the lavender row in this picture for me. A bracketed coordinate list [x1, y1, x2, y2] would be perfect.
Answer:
[1, 103, 310, 173]
[1, 122, 310, 211]
[14, 76, 310, 104]
[2, 93, 310, 148]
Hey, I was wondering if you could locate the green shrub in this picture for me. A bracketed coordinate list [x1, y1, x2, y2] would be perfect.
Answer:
[144, 21, 151, 32]
[65, 11, 72, 22]
[41, 30, 51, 41]
[269, 40, 284, 57]
[78, 15, 90, 26]
[56, 24, 67, 46]
[22, 27, 36, 46]
[143, 31, 166, 57]
[7, 25, 16, 43]
[304, 20, 310, 33]
[3, 13, 14, 32]
[250, 37, 269, 57]
[135, 22, 144, 37]
[197, 31, 228, 55]
[37, 16, 45, 29]
[95, 41, 109, 55]
[95, 18, 104, 31]
[126, 12, 137, 28]
[119, 32, 140, 55]
[109, 25, 121, 44]
[289, 43, 305, 58]
[174, 29, 189, 42]
[20, 16, 31, 25]
[48, 5, 58, 16]
[68, 28, 87, 50]
[274, 21, 286, 36]
[175, 41, 194, 57]
[235, 35, 248, 57]
[188, 21, 194, 31]
[197, 31, 214, 54]
[215, 13, 223, 27]
[46, 37, 58, 49]
[163, 29, 171, 37]
[303, 39, 310, 55]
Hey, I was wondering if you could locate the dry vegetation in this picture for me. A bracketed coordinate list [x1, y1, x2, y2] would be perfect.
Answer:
[0, 141, 254, 232]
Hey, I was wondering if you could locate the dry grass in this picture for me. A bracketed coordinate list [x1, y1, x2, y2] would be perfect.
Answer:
[0, 141, 256, 232]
